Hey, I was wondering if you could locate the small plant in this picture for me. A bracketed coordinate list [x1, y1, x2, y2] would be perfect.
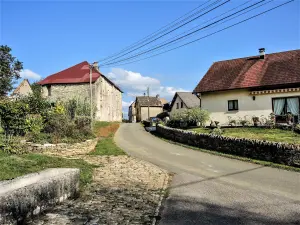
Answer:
[252, 116, 260, 126]
[214, 121, 220, 126]
[286, 113, 293, 124]
[229, 119, 237, 126]
[210, 127, 223, 136]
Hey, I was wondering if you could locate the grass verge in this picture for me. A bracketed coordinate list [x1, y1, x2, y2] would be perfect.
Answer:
[0, 151, 98, 187]
[190, 127, 300, 145]
[151, 131, 300, 173]
[90, 121, 125, 156]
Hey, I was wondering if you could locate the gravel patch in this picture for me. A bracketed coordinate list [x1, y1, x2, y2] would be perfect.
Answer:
[28, 155, 170, 225]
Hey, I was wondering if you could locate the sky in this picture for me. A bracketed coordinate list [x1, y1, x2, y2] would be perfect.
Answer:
[1, 0, 299, 117]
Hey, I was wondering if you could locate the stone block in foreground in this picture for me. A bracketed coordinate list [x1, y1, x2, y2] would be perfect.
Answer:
[0, 168, 80, 224]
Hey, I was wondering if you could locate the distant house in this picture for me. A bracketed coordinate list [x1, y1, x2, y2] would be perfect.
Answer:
[38, 61, 123, 122]
[128, 101, 136, 123]
[11, 79, 32, 98]
[135, 95, 164, 122]
[193, 49, 300, 125]
[169, 92, 200, 113]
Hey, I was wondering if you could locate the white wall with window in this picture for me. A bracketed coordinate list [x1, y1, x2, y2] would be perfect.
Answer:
[201, 89, 300, 125]
[170, 95, 187, 112]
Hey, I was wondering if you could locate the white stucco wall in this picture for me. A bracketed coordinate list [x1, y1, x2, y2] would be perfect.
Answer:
[201, 89, 300, 125]
[170, 95, 187, 113]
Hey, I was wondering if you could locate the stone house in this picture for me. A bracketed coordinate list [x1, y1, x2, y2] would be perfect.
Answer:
[128, 101, 136, 123]
[169, 92, 200, 113]
[135, 96, 165, 122]
[193, 49, 300, 125]
[11, 79, 32, 98]
[38, 61, 123, 122]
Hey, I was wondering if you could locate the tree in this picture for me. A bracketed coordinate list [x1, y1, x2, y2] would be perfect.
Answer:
[0, 45, 23, 97]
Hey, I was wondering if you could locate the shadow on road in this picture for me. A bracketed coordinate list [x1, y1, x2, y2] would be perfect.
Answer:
[159, 197, 299, 225]
[170, 166, 264, 190]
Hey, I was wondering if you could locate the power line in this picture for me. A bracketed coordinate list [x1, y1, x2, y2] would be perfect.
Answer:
[97, 0, 214, 63]
[97, 0, 230, 64]
[100, 0, 268, 66]
[101, 0, 294, 68]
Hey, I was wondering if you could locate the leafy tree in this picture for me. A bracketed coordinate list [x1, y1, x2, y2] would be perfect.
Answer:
[0, 45, 23, 97]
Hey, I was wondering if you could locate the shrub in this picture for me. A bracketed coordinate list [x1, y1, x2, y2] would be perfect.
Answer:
[25, 114, 44, 137]
[210, 127, 223, 136]
[168, 108, 210, 128]
[20, 93, 51, 115]
[0, 99, 29, 136]
[65, 99, 77, 120]
[75, 116, 91, 129]
[0, 135, 26, 154]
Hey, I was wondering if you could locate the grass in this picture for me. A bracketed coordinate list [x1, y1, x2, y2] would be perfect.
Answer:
[0, 151, 97, 187]
[90, 121, 125, 156]
[190, 127, 300, 145]
[151, 131, 300, 172]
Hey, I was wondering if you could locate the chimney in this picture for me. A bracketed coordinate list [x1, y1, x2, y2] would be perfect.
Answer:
[92, 62, 100, 72]
[259, 48, 265, 59]
[156, 94, 160, 99]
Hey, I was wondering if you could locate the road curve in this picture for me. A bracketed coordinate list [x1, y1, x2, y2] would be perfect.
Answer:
[115, 123, 300, 225]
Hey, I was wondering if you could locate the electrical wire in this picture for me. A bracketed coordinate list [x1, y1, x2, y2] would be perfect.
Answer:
[101, 0, 294, 68]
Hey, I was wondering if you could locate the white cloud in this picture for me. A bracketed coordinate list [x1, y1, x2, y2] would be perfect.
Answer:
[20, 69, 41, 81]
[122, 100, 133, 108]
[108, 68, 188, 100]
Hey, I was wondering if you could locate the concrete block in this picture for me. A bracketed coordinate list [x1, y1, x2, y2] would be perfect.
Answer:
[0, 168, 80, 224]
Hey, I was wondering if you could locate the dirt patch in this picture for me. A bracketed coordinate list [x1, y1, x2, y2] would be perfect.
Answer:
[96, 123, 120, 137]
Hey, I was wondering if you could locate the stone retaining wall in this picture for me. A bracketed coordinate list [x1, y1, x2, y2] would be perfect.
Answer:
[25, 138, 98, 154]
[156, 125, 300, 167]
[0, 168, 80, 224]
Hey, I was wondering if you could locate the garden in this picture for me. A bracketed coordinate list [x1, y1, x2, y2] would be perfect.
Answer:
[165, 108, 300, 145]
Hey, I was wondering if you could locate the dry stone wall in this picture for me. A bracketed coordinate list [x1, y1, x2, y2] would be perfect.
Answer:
[156, 125, 300, 167]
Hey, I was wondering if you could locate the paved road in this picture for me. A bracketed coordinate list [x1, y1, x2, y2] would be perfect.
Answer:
[115, 123, 300, 225]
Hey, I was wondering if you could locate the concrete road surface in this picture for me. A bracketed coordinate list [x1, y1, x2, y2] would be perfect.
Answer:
[115, 123, 300, 225]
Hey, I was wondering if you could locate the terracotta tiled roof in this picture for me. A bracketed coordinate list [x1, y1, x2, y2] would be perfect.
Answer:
[38, 61, 122, 92]
[193, 50, 300, 93]
[136, 96, 163, 107]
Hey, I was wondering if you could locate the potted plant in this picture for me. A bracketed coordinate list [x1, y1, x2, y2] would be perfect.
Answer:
[252, 117, 260, 127]
[286, 113, 293, 125]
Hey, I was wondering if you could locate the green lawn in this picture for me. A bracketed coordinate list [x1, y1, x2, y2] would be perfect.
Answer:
[0, 151, 97, 187]
[190, 127, 300, 145]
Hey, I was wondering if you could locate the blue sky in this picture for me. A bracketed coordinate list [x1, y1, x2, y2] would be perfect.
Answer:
[1, 0, 299, 116]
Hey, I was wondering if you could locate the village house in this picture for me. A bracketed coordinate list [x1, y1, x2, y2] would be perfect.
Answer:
[11, 79, 32, 98]
[38, 61, 123, 122]
[169, 92, 200, 113]
[135, 95, 165, 122]
[128, 101, 136, 123]
[193, 49, 300, 125]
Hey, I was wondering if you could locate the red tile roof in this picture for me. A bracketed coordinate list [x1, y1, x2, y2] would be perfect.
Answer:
[38, 61, 122, 92]
[193, 50, 300, 93]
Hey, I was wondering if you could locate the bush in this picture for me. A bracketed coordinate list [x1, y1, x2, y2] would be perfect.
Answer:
[0, 99, 29, 136]
[20, 93, 51, 115]
[0, 135, 26, 154]
[75, 116, 91, 129]
[25, 114, 44, 137]
[168, 108, 210, 128]
[210, 127, 223, 136]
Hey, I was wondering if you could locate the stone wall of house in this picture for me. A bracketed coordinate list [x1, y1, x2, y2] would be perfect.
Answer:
[156, 125, 300, 167]
[137, 106, 163, 122]
[41, 77, 122, 122]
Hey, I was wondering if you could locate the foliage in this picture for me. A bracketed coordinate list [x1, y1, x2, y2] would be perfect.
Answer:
[214, 121, 220, 126]
[0, 135, 26, 154]
[25, 114, 44, 137]
[65, 99, 77, 119]
[0, 45, 23, 96]
[210, 127, 223, 136]
[252, 116, 260, 123]
[0, 99, 29, 136]
[228, 116, 237, 126]
[75, 116, 91, 129]
[240, 120, 249, 127]
[30, 82, 42, 99]
[53, 101, 65, 114]
[168, 108, 210, 128]
[0, 151, 97, 187]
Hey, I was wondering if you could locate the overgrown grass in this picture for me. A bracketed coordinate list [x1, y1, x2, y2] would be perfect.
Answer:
[151, 132, 300, 172]
[190, 127, 300, 145]
[0, 151, 97, 187]
[90, 121, 125, 156]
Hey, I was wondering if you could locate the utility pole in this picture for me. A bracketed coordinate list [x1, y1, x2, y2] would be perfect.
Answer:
[147, 87, 150, 120]
[89, 63, 93, 128]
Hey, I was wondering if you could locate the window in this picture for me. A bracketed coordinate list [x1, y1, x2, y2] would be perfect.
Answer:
[272, 97, 300, 123]
[176, 103, 179, 109]
[181, 101, 183, 108]
[47, 85, 51, 96]
[228, 100, 238, 111]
